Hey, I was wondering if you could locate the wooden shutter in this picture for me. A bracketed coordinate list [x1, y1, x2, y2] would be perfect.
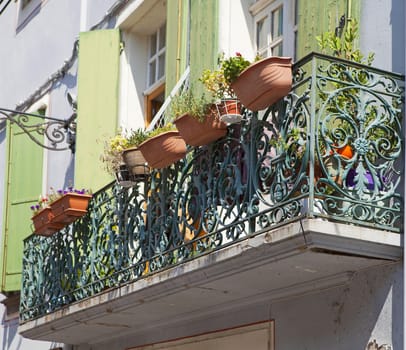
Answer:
[0, 120, 43, 292]
[75, 29, 121, 191]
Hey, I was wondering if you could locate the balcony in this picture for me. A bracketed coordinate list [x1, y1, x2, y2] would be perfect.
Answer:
[19, 53, 404, 345]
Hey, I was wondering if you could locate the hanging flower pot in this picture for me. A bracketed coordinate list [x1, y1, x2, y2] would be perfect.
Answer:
[174, 109, 227, 147]
[231, 56, 292, 111]
[31, 208, 64, 237]
[50, 193, 92, 225]
[214, 98, 243, 124]
[138, 130, 187, 169]
[122, 147, 150, 180]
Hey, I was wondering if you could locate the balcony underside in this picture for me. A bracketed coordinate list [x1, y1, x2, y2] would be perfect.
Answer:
[19, 218, 401, 345]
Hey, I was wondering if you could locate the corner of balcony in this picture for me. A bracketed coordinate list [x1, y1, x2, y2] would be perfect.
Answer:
[18, 53, 404, 345]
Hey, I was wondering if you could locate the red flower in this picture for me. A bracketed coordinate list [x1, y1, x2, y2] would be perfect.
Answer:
[235, 52, 242, 57]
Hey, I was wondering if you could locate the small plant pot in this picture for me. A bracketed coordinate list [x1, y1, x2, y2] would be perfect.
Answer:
[138, 131, 187, 169]
[31, 208, 64, 237]
[174, 111, 227, 146]
[215, 98, 243, 124]
[122, 147, 150, 179]
[50, 193, 92, 225]
[231, 56, 292, 111]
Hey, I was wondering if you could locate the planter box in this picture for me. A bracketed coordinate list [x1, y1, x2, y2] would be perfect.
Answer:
[50, 193, 92, 225]
[138, 131, 187, 169]
[174, 111, 227, 147]
[231, 56, 292, 111]
[31, 208, 64, 237]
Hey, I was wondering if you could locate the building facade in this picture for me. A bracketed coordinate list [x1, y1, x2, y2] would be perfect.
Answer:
[0, 0, 405, 349]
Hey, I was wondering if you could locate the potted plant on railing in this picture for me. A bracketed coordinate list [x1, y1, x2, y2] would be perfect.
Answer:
[30, 186, 92, 236]
[171, 88, 228, 147]
[49, 187, 92, 226]
[220, 52, 292, 112]
[30, 195, 64, 236]
[137, 123, 187, 169]
[101, 129, 150, 187]
[199, 55, 244, 125]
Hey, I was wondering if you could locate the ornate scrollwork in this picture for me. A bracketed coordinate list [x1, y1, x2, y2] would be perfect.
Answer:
[20, 53, 404, 322]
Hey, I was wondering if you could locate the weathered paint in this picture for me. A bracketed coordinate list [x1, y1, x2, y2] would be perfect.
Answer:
[166, 0, 218, 94]
[296, 0, 360, 60]
[189, 0, 219, 85]
[75, 29, 120, 191]
[0, 122, 43, 292]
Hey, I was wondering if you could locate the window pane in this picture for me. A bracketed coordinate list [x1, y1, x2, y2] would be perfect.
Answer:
[149, 61, 156, 86]
[149, 33, 157, 57]
[272, 42, 283, 57]
[159, 24, 166, 50]
[256, 16, 269, 53]
[158, 53, 165, 79]
[271, 7, 283, 40]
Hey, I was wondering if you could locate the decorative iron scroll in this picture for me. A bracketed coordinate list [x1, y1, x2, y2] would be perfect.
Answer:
[0, 108, 76, 152]
[20, 53, 404, 322]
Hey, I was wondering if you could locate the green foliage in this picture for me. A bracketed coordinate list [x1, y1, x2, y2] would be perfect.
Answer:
[316, 19, 375, 65]
[101, 128, 148, 175]
[126, 128, 149, 147]
[221, 52, 251, 85]
[170, 88, 212, 122]
[147, 123, 177, 139]
[199, 52, 254, 99]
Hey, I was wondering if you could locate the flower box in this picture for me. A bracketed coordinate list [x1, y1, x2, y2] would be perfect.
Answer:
[50, 193, 92, 225]
[31, 208, 64, 237]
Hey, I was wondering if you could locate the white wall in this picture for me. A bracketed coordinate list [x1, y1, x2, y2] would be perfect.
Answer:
[360, 0, 405, 73]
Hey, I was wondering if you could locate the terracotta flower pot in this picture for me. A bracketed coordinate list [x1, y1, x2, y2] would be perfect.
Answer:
[174, 110, 227, 147]
[231, 56, 292, 111]
[214, 99, 243, 124]
[31, 208, 64, 237]
[138, 131, 187, 169]
[50, 193, 92, 225]
[122, 147, 150, 178]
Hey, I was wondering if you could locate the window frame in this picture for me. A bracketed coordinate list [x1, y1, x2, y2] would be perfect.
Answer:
[251, 0, 296, 60]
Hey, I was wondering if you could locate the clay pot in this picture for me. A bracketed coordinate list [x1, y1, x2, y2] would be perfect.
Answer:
[231, 56, 292, 111]
[122, 147, 150, 178]
[174, 110, 227, 147]
[138, 131, 187, 169]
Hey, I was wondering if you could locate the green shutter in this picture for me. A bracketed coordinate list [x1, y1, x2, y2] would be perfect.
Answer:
[189, 0, 218, 84]
[0, 121, 43, 292]
[75, 29, 120, 191]
[296, 0, 360, 60]
[166, 0, 218, 92]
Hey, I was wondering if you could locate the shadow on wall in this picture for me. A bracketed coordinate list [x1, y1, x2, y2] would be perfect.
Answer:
[273, 262, 401, 349]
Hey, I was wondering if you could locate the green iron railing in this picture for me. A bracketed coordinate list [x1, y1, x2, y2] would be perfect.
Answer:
[20, 53, 404, 322]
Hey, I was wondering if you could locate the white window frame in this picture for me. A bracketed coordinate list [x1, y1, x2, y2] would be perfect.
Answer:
[250, 0, 296, 59]
[147, 23, 166, 89]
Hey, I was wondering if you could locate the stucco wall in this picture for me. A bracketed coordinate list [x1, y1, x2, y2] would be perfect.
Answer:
[360, 0, 405, 73]
[74, 262, 402, 350]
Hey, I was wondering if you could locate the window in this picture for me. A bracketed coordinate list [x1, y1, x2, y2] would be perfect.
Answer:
[145, 23, 166, 124]
[251, 0, 296, 60]
[148, 24, 166, 88]
[116, 0, 167, 129]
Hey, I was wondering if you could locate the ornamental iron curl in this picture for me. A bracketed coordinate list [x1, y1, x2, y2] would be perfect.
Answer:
[0, 107, 76, 152]
[20, 53, 404, 322]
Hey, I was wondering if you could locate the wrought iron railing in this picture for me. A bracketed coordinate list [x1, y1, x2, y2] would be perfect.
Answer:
[20, 53, 404, 322]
